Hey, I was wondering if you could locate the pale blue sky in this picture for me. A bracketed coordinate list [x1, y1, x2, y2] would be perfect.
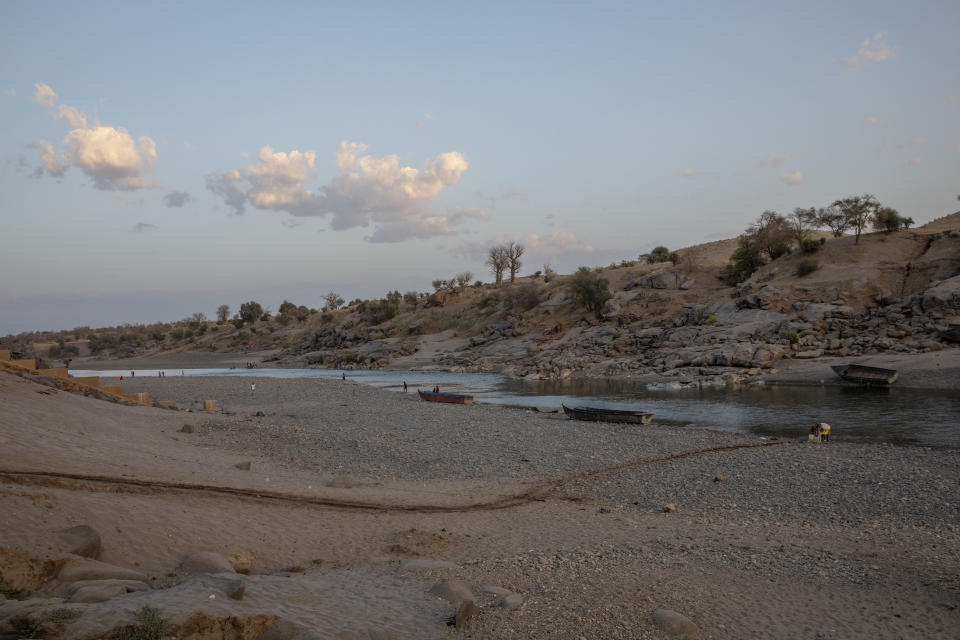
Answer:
[2, 1, 958, 334]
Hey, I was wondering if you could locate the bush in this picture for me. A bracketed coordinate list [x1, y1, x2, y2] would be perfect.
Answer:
[236, 331, 251, 342]
[112, 606, 168, 640]
[796, 258, 819, 276]
[232, 318, 244, 329]
[720, 235, 765, 285]
[786, 332, 799, 344]
[505, 283, 541, 311]
[646, 246, 671, 263]
[801, 238, 821, 254]
[569, 267, 612, 313]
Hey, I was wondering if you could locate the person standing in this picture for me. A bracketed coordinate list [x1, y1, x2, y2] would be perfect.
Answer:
[251, 382, 256, 393]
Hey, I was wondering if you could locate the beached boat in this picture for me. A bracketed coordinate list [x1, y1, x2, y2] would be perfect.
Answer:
[940, 324, 960, 343]
[418, 390, 474, 404]
[562, 404, 653, 424]
[830, 364, 899, 385]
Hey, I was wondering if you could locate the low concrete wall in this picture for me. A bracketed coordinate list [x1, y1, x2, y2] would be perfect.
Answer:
[38, 368, 69, 378]
[11, 359, 36, 369]
[70, 376, 100, 387]
[0, 350, 9, 361]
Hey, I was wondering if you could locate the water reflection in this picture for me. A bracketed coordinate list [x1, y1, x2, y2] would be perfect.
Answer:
[72, 368, 960, 449]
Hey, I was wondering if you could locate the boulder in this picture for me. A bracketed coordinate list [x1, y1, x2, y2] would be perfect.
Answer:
[57, 559, 147, 585]
[64, 579, 150, 598]
[794, 349, 824, 359]
[180, 551, 236, 575]
[180, 424, 196, 433]
[601, 298, 622, 319]
[68, 582, 128, 603]
[54, 524, 101, 558]
[652, 609, 698, 636]
[430, 580, 473, 604]
[640, 273, 677, 289]
[922, 275, 960, 312]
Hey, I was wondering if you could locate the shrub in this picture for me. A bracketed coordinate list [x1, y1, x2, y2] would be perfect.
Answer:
[786, 332, 799, 344]
[232, 318, 245, 329]
[236, 331, 251, 341]
[796, 258, 819, 276]
[569, 267, 612, 313]
[112, 606, 168, 640]
[403, 291, 419, 306]
[708, 315, 717, 324]
[505, 283, 541, 311]
[480, 292, 501, 308]
[801, 238, 821, 254]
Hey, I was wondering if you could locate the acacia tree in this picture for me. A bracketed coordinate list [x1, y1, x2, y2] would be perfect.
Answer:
[506, 241, 524, 283]
[239, 301, 263, 323]
[322, 292, 344, 311]
[216, 304, 230, 323]
[832, 194, 878, 244]
[788, 207, 819, 249]
[818, 205, 849, 237]
[748, 210, 792, 260]
[486, 245, 508, 286]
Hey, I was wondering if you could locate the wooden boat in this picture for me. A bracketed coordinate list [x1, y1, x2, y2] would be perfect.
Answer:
[562, 404, 653, 424]
[940, 324, 960, 343]
[418, 390, 474, 404]
[830, 364, 899, 385]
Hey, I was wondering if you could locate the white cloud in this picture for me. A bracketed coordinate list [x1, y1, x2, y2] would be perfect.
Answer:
[864, 114, 890, 126]
[908, 157, 921, 166]
[3, 88, 14, 96]
[131, 222, 157, 233]
[26, 83, 158, 191]
[416, 113, 435, 129]
[30, 83, 57, 107]
[680, 168, 696, 177]
[844, 32, 895, 71]
[207, 141, 475, 241]
[524, 231, 579, 249]
[64, 126, 157, 190]
[56, 104, 87, 128]
[28, 141, 67, 178]
[779, 170, 804, 185]
[183, 141, 194, 150]
[162, 191, 192, 207]
[949, 96, 959, 105]
[758, 153, 789, 168]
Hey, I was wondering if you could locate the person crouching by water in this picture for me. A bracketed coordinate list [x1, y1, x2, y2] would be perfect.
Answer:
[809, 422, 831, 443]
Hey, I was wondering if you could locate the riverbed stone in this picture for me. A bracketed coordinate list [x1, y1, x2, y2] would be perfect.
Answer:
[54, 524, 101, 558]
[180, 551, 236, 575]
[652, 609, 698, 635]
[57, 559, 147, 585]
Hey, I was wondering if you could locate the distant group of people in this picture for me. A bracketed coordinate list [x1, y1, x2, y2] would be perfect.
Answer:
[246, 362, 258, 369]
[809, 422, 832, 443]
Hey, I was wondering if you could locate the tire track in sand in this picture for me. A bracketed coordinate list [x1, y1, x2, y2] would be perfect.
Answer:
[0, 440, 785, 513]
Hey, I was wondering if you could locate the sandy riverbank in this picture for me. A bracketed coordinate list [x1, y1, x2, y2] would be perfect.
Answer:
[1, 370, 958, 639]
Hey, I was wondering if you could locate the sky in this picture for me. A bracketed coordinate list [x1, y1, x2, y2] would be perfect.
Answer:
[2, 0, 959, 335]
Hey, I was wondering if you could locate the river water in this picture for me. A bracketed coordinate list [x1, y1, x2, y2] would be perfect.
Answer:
[73, 368, 960, 449]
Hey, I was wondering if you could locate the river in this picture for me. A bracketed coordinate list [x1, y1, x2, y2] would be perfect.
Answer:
[72, 368, 960, 449]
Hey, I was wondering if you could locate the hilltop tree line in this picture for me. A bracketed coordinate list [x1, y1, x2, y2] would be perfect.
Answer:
[722, 194, 912, 285]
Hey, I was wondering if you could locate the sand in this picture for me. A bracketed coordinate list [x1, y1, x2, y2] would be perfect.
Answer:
[1, 368, 958, 639]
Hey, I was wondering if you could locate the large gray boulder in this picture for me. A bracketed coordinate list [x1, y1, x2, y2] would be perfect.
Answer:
[54, 524, 101, 559]
[57, 559, 147, 584]
[652, 609, 699, 635]
[922, 275, 960, 312]
[179, 551, 236, 575]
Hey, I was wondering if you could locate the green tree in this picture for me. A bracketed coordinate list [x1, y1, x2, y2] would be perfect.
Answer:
[278, 300, 297, 316]
[645, 246, 671, 263]
[569, 267, 612, 314]
[216, 304, 230, 323]
[832, 194, 879, 244]
[720, 235, 765, 285]
[239, 301, 263, 323]
[873, 206, 913, 233]
[749, 210, 791, 259]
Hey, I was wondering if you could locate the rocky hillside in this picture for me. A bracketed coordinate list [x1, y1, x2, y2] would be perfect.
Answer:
[7, 213, 960, 383]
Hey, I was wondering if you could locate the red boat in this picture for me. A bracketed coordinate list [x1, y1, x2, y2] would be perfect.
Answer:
[418, 390, 474, 404]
